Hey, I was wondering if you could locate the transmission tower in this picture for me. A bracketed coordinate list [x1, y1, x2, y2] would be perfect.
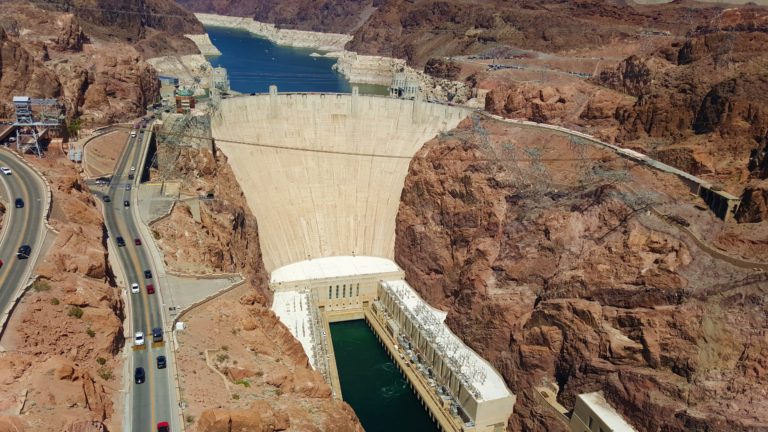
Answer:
[12, 96, 63, 157]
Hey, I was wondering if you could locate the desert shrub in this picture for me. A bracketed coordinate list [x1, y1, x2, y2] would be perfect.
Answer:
[68, 306, 83, 319]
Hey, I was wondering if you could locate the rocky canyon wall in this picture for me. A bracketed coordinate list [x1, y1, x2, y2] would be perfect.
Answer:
[148, 117, 363, 431]
[395, 115, 768, 431]
[0, 152, 125, 432]
[0, 1, 203, 125]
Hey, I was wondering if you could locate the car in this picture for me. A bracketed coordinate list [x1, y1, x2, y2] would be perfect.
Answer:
[134, 238, 142, 246]
[152, 327, 163, 342]
[134, 367, 145, 384]
[14, 198, 23, 208]
[128, 173, 134, 180]
[17, 245, 31, 259]
[157, 422, 170, 432]
[123, 200, 130, 207]
[156, 356, 167, 369]
[144, 270, 152, 279]
[146, 284, 155, 294]
[0, 259, 3, 268]
[130, 166, 136, 172]
[130, 283, 140, 294]
[103, 195, 111, 203]
[134, 331, 145, 346]
[130, 131, 137, 138]
[116, 236, 125, 247]
[124, 184, 131, 191]
[0, 167, 11, 175]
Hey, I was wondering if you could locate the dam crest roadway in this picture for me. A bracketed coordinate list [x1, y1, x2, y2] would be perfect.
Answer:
[212, 88, 516, 431]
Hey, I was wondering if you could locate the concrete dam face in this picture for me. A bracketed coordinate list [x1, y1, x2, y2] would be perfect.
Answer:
[212, 93, 470, 272]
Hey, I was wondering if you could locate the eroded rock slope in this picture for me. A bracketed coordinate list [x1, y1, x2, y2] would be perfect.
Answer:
[395, 116, 768, 431]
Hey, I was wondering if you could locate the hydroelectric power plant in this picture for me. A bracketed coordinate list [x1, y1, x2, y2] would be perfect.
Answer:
[212, 88, 516, 431]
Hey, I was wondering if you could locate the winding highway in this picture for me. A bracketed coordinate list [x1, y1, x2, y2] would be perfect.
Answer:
[92, 126, 177, 432]
[0, 149, 48, 337]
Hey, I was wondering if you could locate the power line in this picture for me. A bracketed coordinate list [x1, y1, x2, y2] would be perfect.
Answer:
[121, 124, 618, 163]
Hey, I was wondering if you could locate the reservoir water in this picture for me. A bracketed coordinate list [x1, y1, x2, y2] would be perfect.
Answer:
[205, 26, 387, 95]
[331, 320, 439, 432]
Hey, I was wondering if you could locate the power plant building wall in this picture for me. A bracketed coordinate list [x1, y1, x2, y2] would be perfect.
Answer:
[376, 280, 516, 432]
[270, 256, 405, 317]
[211, 93, 469, 272]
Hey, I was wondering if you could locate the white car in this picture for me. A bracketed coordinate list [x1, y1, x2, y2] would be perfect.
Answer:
[0, 167, 11, 175]
[130, 166, 136, 172]
[130, 131, 137, 137]
[130, 283, 140, 294]
[134, 331, 145, 346]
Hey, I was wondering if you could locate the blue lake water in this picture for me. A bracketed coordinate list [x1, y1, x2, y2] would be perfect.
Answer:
[205, 26, 387, 95]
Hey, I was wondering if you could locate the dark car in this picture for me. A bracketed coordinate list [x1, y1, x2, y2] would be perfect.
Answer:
[134, 367, 145, 384]
[144, 269, 152, 279]
[146, 283, 155, 294]
[123, 200, 130, 207]
[116, 236, 126, 247]
[0, 259, 4, 268]
[157, 422, 170, 432]
[128, 173, 135, 180]
[14, 198, 23, 208]
[152, 327, 163, 342]
[156, 355, 167, 369]
[17, 245, 31, 259]
[134, 238, 142, 246]
[103, 195, 111, 203]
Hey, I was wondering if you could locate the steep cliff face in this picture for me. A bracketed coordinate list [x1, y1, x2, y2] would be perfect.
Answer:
[0, 26, 62, 107]
[579, 10, 768, 214]
[31, 0, 203, 41]
[395, 116, 768, 431]
[0, 3, 173, 124]
[149, 121, 363, 430]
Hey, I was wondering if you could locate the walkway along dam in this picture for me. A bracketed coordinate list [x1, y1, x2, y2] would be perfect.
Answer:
[211, 88, 517, 432]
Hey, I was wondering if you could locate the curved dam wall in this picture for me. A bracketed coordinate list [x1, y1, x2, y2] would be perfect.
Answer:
[212, 92, 470, 272]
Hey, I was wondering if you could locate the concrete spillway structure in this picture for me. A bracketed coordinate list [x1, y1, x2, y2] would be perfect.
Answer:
[212, 89, 469, 271]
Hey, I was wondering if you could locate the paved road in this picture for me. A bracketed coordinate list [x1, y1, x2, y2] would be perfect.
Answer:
[0, 150, 47, 335]
[95, 127, 176, 432]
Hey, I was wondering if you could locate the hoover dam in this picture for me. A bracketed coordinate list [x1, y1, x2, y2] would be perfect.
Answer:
[212, 89, 517, 431]
[212, 88, 468, 272]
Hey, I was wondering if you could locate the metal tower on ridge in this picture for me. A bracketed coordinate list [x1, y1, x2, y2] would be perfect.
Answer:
[12, 96, 62, 157]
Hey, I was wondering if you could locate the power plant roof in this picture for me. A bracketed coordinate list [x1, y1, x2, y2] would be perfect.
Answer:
[270, 256, 402, 285]
[382, 279, 513, 402]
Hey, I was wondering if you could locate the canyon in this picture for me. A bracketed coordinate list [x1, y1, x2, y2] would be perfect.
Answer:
[0, 0, 766, 431]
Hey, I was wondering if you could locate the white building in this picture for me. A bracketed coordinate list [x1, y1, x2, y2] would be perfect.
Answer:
[375, 279, 516, 432]
[570, 392, 638, 432]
